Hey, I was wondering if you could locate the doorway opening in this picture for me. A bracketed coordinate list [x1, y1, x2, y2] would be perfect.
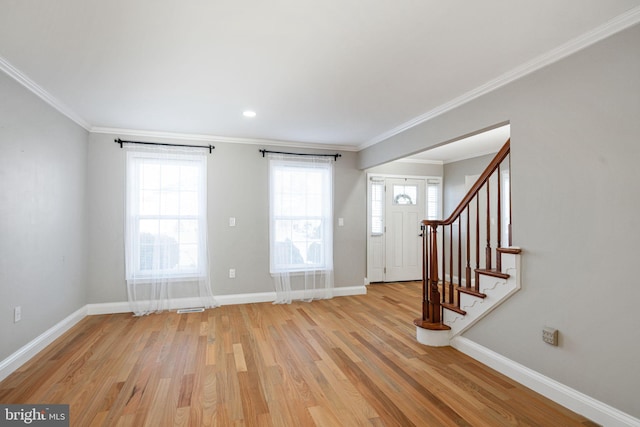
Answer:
[366, 174, 442, 283]
[365, 123, 510, 284]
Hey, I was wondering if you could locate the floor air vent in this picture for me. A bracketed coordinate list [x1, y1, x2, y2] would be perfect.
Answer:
[176, 308, 205, 314]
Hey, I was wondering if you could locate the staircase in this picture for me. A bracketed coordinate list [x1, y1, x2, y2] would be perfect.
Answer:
[414, 139, 522, 346]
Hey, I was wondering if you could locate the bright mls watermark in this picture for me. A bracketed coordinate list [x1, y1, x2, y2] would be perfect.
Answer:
[0, 405, 69, 426]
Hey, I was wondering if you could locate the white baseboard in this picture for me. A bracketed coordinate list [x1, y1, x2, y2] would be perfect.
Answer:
[451, 336, 640, 427]
[87, 297, 215, 314]
[0, 306, 87, 382]
[218, 292, 276, 305]
[198, 285, 367, 306]
[330, 285, 368, 297]
[86, 286, 368, 313]
[86, 301, 131, 315]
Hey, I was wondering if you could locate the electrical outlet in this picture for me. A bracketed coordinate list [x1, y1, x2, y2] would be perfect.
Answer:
[229, 268, 236, 279]
[14, 306, 22, 323]
[542, 327, 558, 346]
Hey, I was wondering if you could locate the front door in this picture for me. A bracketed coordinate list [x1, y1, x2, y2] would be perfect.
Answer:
[384, 178, 425, 282]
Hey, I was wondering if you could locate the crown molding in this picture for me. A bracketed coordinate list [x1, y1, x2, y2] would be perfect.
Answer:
[0, 56, 91, 131]
[359, 5, 640, 151]
[90, 127, 359, 152]
[394, 158, 443, 165]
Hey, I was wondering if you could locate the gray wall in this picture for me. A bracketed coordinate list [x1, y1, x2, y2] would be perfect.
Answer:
[0, 72, 88, 361]
[367, 160, 443, 177]
[442, 153, 495, 216]
[87, 134, 366, 303]
[359, 24, 640, 418]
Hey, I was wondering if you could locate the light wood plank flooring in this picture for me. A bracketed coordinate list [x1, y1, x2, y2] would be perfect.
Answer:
[0, 282, 598, 426]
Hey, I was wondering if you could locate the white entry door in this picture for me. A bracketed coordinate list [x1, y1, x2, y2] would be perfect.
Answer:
[384, 178, 425, 282]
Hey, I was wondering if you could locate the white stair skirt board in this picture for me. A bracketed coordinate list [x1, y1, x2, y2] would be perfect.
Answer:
[0, 285, 366, 382]
[452, 337, 640, 427]
[445, 250, 521, 337]
[416, 249, 521, 347]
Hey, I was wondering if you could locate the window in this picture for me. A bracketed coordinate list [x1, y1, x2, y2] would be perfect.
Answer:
[370, 180, 384, 235]
[269, 156, 333, 273]
[426, 178, 441, 220]
[125, 150, 207, 280]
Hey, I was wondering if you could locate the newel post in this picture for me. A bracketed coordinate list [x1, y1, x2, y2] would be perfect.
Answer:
[416, 222, 444, 327]
[420, 224, 428, 322]
[428, 224, 441, 324]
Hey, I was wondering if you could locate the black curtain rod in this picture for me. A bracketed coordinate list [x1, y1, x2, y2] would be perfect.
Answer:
[259, 149, 341, 161]
[115, 138, 215, 153]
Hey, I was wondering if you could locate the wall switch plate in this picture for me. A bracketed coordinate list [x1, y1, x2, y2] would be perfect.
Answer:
[14, 306, 21, 323]
[229, 268, 236, 279]
[542, 327, 558, 346]
[229, 217, 236, 227]
[338, 218, 344, 226]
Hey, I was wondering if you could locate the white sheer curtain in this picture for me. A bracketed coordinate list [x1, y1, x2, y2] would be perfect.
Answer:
[124, 145, 217, 316]
[268, 153, 334, 303]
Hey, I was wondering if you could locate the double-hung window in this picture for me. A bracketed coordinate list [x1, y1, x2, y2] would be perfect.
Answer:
[125, 150, 207, 281]
[268, 156, 333, 274]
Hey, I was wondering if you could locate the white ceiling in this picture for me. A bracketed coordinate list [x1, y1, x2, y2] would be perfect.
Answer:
[1, 1, 639, 150]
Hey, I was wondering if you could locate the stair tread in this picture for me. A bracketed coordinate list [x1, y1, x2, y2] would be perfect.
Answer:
[414, 319, 451, 331]
[475, 268, 510, 279]
[497, 247, 522, 254]
[442, 302, 466, 315]
[456, 286, 487, 298]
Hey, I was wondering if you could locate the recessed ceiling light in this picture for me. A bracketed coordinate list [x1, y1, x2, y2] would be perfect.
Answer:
[243, 110, 256, 118]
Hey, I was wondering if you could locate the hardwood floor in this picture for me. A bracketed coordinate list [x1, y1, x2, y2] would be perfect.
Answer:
[0, 282, 597, 426]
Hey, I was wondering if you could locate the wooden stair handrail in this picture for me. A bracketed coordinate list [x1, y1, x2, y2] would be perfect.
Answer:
[422, 139, 510, 227]
[415, 138, 511, 331]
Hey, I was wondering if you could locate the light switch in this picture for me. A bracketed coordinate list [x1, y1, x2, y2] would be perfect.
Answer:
[229, 217, 236, 227]
[338, 218, 344, 226]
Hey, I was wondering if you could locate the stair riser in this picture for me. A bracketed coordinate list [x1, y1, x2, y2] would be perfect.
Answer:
[421, 250, 521, 345]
